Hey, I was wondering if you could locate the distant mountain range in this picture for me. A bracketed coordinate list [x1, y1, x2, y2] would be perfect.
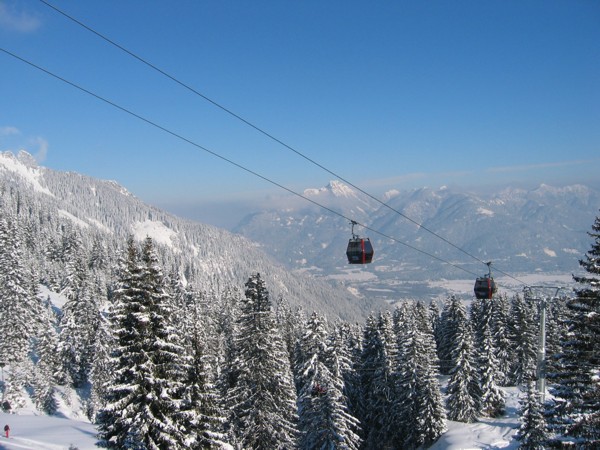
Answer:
[233, 180, 600, 302]
[0, 151, 382, 321]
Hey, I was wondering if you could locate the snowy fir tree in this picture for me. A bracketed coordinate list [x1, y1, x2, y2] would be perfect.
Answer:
[97, 237, 191, 449]
[87, 311, 114, 422]
[276, 295, 306, 369]
[330, 321, 363, 427]
[31, 297, 62, 415]
[0, 213, 43, 410]
[429, 301, 442, 350]
[227, 273, 298, 449]
[491, 294, 514, 386]
[358, 313, 395, 448]
[472, 298, 506, 417]
[517, 381, 548, 450]
[508, 294, 538, 386]
[216, 286, 243, 398]
[58, 270, 102, 388]
[446, 297, 481, 423]
[548, 213, 600, 447]
[438, 295, 464, 375]
[0, 214, 40, 365]
[393, 302, 447, 449]
[178, 285, 228, 449]
[296, 312, 361, 450]
[543, 296, 568, 380]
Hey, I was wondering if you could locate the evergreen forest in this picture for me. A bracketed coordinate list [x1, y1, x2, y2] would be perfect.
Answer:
[0, 168, 599, 449]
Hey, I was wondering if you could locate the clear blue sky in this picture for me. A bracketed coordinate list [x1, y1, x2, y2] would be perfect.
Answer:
[1, 0, 599, 227]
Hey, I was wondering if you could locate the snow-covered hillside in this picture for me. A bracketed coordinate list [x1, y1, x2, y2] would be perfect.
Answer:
[0, 150, 381, 321]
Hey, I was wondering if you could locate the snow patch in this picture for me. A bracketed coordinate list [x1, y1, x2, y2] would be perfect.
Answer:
[0, 151, 54, 196]
[429, 386, 521, 450]
[86, 218, 112, 234]
[326, 269, 378, 282]
[347, 286, 361, 297]
[477, 207, 495, 216]
[132, 220, 179, 252]
[38, 284, 68, 309]
[106, 179, 133, 197]
[58, 209, 89, 229]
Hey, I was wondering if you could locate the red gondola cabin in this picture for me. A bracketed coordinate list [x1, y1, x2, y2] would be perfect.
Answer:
[346, 237, 374, 264]
[474, 274, 497, 299]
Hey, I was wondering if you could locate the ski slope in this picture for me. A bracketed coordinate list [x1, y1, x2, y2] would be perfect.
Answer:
[0, 387, 523, 449]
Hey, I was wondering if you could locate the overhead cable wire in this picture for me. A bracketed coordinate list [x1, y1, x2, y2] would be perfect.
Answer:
[0, 47, 478, 278]
[41, 0, 529, 287]
[39, 0, 524, 284]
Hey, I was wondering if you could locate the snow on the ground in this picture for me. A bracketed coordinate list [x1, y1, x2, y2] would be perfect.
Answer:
[0, 411, 97, 450]
[430, 386, 522, 450]
[131, 219, 179, 252]
[0, 387, 524, 449]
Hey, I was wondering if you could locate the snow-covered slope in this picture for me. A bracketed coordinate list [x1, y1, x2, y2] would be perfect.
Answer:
[0, 151, 382, 321]
[0, 385, 524, 449]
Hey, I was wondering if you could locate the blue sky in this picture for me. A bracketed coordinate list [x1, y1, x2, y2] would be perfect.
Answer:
[1, 0, 599, 227]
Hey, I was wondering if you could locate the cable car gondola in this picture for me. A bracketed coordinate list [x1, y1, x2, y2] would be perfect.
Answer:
[474, 261, 497, 299]
[346, 220, 374, 264]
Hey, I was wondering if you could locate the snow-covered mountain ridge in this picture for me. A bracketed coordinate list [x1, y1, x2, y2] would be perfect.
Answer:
[234, 179, 600, 302]
[0, 151, 380, 321]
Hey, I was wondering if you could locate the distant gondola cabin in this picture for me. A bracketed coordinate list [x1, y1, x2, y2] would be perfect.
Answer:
[346, 237, 374, 264]
[474, 275, 497, 299]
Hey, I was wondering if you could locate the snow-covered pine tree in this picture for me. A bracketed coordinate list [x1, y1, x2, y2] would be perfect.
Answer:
[97, 237, 190, 449]
[32, 297, 62, 415]
[438, 295, 464, 375]
[473, 298, 506, 417]
[0, 214, 40, 364]
[276, 295, 306, 368]
[215, 285, 243, 393]
[89, 233, 109, 272]
[446, 297, 481, 423]
[429, 301, 442, 350]
[87, 310, 114, 422]
[517, 381, 548, 450]
[491, 294, 513, 386]
[359, 313, 395, 449]
[543, 296, 567, 380]
[393, 302, 447, 449]
[178, 284, 228, 449]
[296, 312, 361, 450]
[0, 213, 42, 409]
[508, 294, 538, 385]
[548, 213, 600, 447]
[330, 321, 363, 426]
[58, 270, 102, 388]
[227, 273, 298, 449]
